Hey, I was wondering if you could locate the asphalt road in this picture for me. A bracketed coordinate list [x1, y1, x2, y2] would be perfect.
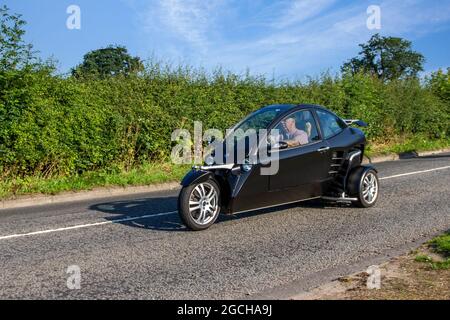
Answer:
[0, 154, 449, 299]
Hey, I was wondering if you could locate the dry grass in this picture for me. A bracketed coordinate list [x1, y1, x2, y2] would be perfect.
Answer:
[293, 233, 450, 300]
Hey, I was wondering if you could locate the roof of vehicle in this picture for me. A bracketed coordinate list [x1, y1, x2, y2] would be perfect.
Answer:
[260, 103, 328, 111]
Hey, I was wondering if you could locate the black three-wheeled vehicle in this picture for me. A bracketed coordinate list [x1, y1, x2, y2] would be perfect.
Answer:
[178, 104, 379, 230]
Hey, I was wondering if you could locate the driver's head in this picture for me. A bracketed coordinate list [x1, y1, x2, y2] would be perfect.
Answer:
[284, 117, 297, 133]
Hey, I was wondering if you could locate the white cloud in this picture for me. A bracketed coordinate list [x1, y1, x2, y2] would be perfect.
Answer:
[272, 0, 336, 28]
[133, 0, 450, 78]
[143, 0, 224, 51]
[377, 0, 450, 36]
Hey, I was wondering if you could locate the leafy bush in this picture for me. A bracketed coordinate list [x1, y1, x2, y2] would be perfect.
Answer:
[0, 64, 449, 179]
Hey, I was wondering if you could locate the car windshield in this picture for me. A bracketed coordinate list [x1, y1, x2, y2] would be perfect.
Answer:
[212, 105, 292, 162]
[231, 107, 286, 140]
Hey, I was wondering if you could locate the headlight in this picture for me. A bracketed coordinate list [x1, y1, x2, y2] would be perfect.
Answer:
[204, 155, 215, 166]
[241, 159, 252, 172]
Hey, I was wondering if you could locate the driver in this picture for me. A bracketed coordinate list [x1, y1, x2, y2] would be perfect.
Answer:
[281, 117, 309, 147]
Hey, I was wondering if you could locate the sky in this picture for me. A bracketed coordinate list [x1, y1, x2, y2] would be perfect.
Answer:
[4, 0, 450, 80]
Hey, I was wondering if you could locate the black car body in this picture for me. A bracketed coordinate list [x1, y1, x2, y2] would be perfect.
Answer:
[178, 104, 379, 230]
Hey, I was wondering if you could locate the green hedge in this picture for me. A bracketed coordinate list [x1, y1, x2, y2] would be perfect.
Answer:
[0, 65, 449, 178]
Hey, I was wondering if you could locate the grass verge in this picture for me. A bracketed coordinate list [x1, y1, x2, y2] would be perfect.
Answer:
[0, 162, 190, 200]
[415, 232, 450, 270]
[293, 231, 450, 300]
[365, 136, 450, 157]
[0, 136, 449, 200]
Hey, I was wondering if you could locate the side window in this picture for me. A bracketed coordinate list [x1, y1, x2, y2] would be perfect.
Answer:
[316, 109, 346, 139]
[270, 110, 320, 148]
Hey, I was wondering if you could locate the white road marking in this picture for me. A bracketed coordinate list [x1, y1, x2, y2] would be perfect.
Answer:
[0, 165, 449, 241]
[0, 211, 177, 241]
[379, 165, 450, 180]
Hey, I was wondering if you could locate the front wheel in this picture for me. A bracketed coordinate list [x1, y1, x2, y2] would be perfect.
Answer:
[178, 180, 221, 231]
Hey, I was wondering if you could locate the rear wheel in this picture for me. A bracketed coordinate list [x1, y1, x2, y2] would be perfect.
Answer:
[178, 180, 221, 231]
[348, 167, 379, 208]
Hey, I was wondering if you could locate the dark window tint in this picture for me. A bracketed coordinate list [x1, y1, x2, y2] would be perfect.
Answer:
[316, 109, 346, 139]
[235, 109, 283, 132]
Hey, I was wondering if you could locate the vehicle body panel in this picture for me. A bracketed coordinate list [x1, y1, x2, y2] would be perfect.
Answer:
[180, 170, 214, 187]
[182, 104, 368, 215]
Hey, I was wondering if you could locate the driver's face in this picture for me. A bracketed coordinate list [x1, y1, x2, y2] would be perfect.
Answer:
[285, 118, 296, 133]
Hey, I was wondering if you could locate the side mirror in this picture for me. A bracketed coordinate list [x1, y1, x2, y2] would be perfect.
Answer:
[344, 119, 368, 127]
[354, 120, 368, 127]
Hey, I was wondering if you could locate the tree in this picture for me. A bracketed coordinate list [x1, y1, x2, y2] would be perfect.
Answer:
[0, 5, 35, 71]
[428, 68, 450, 103]
[72, 45, 144, 78]
[342, 34, 425, 81]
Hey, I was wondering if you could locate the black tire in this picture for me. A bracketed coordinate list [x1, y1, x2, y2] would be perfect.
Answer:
[178, 179, 221, 231]
[348, 166, 379, 208]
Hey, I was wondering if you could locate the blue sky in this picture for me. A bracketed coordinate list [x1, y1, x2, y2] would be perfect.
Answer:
[4, 0, 450, 79]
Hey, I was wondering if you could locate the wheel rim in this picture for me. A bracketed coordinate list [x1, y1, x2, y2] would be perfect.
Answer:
[362, 172, 378, 204]
[188, 182, 219, 225]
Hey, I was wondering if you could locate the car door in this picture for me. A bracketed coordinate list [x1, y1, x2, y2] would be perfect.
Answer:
[267, 109, 331, 201]
[314, 108, 350, 189]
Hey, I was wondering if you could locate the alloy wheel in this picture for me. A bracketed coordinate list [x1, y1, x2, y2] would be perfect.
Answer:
[362, 172, 378, 204]
[188, 182, 219, 225]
